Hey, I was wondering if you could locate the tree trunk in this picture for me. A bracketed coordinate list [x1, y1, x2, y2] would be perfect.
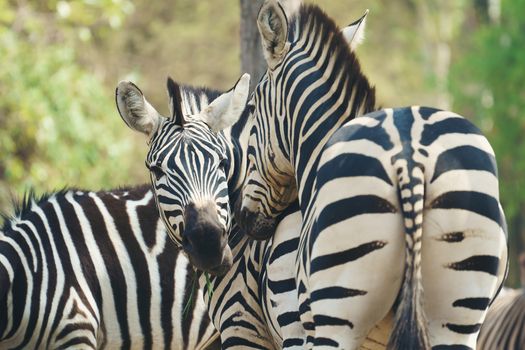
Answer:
[240, 0, 302, 91]
[240, 0, 265, 92]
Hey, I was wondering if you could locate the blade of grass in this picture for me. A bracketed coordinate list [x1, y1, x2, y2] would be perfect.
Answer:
[183, 272, 197, 319]
[205, 272, 214, 299]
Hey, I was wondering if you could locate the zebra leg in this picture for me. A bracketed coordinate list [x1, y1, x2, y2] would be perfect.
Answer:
[421, 206, 507, 349]
[304, 171, 405, 349]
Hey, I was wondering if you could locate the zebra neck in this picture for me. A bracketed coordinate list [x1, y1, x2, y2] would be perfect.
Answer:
[222, 111, 251, 212]
[288, 80, 375, 210]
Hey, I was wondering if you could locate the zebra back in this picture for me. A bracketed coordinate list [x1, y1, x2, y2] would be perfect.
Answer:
[0, 185, 218, 349]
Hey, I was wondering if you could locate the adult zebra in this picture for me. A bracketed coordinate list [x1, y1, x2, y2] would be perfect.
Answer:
[114, 16, 384, 349]
[237, 1, 508, 349]
[0, 185, 219, 349]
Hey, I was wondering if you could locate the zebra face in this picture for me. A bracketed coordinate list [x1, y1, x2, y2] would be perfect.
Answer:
[146, 120, 233, 275]
[116, 74, 250, 275]
[237, 88, 298, 240]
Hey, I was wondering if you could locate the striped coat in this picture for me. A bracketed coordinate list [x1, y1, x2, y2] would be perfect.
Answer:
[0, 186, 218, 349]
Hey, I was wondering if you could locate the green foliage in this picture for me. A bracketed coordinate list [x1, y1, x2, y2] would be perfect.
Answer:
[450, 0, 525, 285]
[0, 0, 143, 214]
[0, 31, 136, 196]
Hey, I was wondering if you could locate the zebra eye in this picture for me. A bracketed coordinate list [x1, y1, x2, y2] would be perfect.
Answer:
[150, 165, 165, 180]
[218, 157, 229, 170]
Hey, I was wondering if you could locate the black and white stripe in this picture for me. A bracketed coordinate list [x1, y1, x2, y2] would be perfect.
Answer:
[239, 2, 508, 349]
[0, 185, 218, 349]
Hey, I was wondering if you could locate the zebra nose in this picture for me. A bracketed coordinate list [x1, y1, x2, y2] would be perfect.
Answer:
[238, 207, 257, 235]
[181, 232, 193, 252]
[238, 206, 275, 241]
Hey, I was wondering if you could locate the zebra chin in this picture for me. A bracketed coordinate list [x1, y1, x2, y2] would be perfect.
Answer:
[187, 246, 233, 276]
[236, 206, 277, 241]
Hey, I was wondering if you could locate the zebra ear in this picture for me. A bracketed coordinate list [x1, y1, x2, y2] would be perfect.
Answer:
[258, 0, 289, 69]
[341, 9, 368, 51]
[116, 81, 162, 138]
[202, 73, 250, 132]
[166, 77, 186, 127]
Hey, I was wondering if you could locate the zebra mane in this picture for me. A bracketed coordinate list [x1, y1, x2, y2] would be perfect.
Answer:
[288, 4, 376, 114]
[1, 189, 56, 232]
[176, 83, 223, 117]
[1, 184, 152, 233]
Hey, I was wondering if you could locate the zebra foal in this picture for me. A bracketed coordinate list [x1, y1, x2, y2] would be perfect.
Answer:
[237, 1, 508, 349]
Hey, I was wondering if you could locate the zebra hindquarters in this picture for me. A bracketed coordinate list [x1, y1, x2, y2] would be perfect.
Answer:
[421, 174, 507, 349]
[303, 145, 405, 349]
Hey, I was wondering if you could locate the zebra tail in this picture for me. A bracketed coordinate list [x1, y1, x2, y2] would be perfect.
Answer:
[387, 165, 431, 350]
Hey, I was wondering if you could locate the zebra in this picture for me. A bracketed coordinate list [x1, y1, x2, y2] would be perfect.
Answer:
[116, 75, 303, 349]
[477, 253, 525, 349]
[0, 185, 219, 349]
[237, 1, 508, 349]
[114, 15, 377, 349]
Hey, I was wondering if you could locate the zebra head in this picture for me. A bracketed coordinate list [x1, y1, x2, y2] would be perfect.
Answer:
[238, 0, 369, 239]
[116, 75, 250, 275]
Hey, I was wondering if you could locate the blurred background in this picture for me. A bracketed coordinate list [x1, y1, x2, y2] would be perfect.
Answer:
[0, 0, 523, 285]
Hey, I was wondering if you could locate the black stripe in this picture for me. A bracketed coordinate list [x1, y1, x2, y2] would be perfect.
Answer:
[445, 323, 481, 334]
[447, 255, 500, 276]
[315, 195, 397, 234]
[325, 111, 393, 151]
[421, 117, 483, 146]
[56, 336, 96, 349]
[452, 297, 490, 310]
[432, 345, 473, 350]
[268, 237, 299, 265]
[430, 191, 504, 227]
[312, 337, 339, 347]
[313, 315, 353, 329]
[277, 311, 301, 327]
[431, 145, 497, 182]
[268, 278, 296, 294]
[418, 106, 442, 120]
[317, 153, 393, 186]
[283, 338, 305, 347]
[438, 232, 465, 243]
[311, 241, 387, 274]
[310, 286, 367, 302]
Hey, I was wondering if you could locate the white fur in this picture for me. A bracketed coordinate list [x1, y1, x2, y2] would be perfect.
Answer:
[116, 81, 163, 137]
[341, 9, 368, 51]
[202, 73, 250, 132]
